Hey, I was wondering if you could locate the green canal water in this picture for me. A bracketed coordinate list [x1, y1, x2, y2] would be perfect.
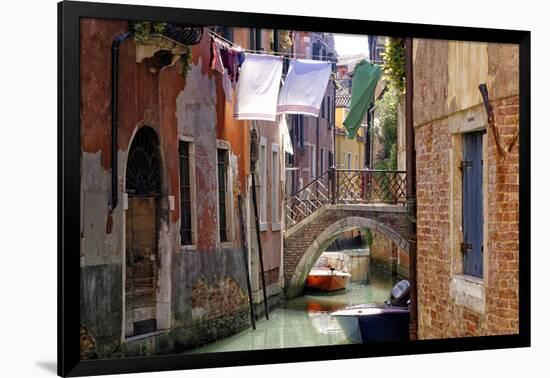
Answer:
[186, 254, 397, 353]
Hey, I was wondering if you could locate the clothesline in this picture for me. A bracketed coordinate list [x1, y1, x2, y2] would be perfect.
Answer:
[208, 26, 382, 137]
[208, 29, 383, 65]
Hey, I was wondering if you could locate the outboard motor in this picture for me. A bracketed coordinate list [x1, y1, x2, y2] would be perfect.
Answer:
[384, 280, 410, 307]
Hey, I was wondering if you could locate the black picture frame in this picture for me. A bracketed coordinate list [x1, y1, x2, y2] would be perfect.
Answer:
[58, 1, 531, 376]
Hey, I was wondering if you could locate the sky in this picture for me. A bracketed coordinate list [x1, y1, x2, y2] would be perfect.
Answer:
[333, 33, 370, 57]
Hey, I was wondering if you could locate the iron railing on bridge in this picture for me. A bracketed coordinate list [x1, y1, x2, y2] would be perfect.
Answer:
[285, 168, 407, 228]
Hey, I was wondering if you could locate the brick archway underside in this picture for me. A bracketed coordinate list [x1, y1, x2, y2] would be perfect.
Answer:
[283, 204, 409, 298]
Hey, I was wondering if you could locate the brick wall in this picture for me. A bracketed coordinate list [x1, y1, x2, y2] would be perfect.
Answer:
[485, 96, 520, 334]
[415, 96, 519, 338]
[191, 277, 249, 321]
[258, 267, 280, 289]
[371, 230, 396, 272]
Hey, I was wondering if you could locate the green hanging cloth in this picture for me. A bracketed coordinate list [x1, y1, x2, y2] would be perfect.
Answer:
[343, 60, 382, 139]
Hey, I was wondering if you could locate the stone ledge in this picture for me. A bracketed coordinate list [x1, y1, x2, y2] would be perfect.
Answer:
[125, 329, 169, 343]
[284, 203, 407, 238]
[450, 274, 485, 314]
[326, 203, 408, 213]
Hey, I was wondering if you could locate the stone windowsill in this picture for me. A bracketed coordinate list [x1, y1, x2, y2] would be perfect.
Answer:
[180, 244, 196, 252]
[450, 274, 485, 314]
[220, 241, 236, 249]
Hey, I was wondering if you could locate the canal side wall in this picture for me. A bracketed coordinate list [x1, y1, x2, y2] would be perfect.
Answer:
[347, 249, 370, 282]
[370, 230, 410, 279]
[413, 39, 520, 338]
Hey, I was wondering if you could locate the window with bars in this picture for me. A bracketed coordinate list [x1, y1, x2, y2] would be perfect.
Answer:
[217, 149, 229, 242]
[179, 141, 192, 245]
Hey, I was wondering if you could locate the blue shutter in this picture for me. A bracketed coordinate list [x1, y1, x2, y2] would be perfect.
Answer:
[462, 131, 484, 278]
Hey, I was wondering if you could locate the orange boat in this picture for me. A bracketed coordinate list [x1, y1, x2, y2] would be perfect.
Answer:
[306, 252, 351, 292]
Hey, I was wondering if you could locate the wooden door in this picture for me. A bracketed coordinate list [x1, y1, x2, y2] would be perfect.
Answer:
[462, 131, 484, 278]
[125, 196, 158, 337]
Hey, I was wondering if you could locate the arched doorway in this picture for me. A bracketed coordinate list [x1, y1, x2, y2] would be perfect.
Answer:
[124, 127, 162, 337]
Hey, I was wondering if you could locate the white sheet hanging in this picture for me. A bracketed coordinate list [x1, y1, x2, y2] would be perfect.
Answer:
[276, 59, 332, 117]
[280, 115, 293, 155]
[234, 54, 283, 121]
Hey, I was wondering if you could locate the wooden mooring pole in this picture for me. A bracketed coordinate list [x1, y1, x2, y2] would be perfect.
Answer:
[237, 194, 256, 330]
[251, 173, 270, 320]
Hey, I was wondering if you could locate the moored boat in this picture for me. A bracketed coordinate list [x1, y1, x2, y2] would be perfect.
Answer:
[331, 280, 411, 343]
[306, 252, 351, 292]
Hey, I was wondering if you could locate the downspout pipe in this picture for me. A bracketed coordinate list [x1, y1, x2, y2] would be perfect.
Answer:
[405, 37, 418, 340]
[110, 30, 133, 211]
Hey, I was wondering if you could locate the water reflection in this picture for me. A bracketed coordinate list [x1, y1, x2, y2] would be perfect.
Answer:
[186, 254, 397, 354]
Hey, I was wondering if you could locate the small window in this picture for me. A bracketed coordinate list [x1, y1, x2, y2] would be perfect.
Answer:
[355, 154, 359, 169]
[321, 97, 325, 119]
[312, 42, 321, 60]
[311, 145, 317, 178]
[217, 148, 229, 242]
[179, 141, 192, 245]
[327, 95, 332, 127]
[260, 138, 268, 226]
[347, 152, 352, 170]
[272, 144, 280, 229]
[320, 148, 325, 175]
[220, 26, 234, 42]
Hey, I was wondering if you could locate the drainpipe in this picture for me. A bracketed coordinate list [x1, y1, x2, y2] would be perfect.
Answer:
[110, 30, 133, 211]
[405, 37, 418, 341]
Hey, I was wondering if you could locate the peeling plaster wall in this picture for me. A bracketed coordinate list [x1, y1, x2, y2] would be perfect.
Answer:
[80, 19, 130, 358]
[176, 57, 219, 251]
[80, 19, 256, 358]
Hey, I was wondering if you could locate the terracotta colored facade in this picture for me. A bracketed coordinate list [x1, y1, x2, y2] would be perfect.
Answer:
[413, 39, 520, 338]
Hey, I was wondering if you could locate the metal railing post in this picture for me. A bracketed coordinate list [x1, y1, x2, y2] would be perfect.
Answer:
[329, 165, 337, 204]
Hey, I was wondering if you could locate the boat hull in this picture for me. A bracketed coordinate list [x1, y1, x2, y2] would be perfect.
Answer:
[306, 272, 350, 292]
[332, 306, 410, 343]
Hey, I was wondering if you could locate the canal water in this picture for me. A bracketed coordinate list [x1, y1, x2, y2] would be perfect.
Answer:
[186, 252, 398, 354]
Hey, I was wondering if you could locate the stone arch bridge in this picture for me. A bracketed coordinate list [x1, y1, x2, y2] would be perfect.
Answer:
[283, 168, 411, 298]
